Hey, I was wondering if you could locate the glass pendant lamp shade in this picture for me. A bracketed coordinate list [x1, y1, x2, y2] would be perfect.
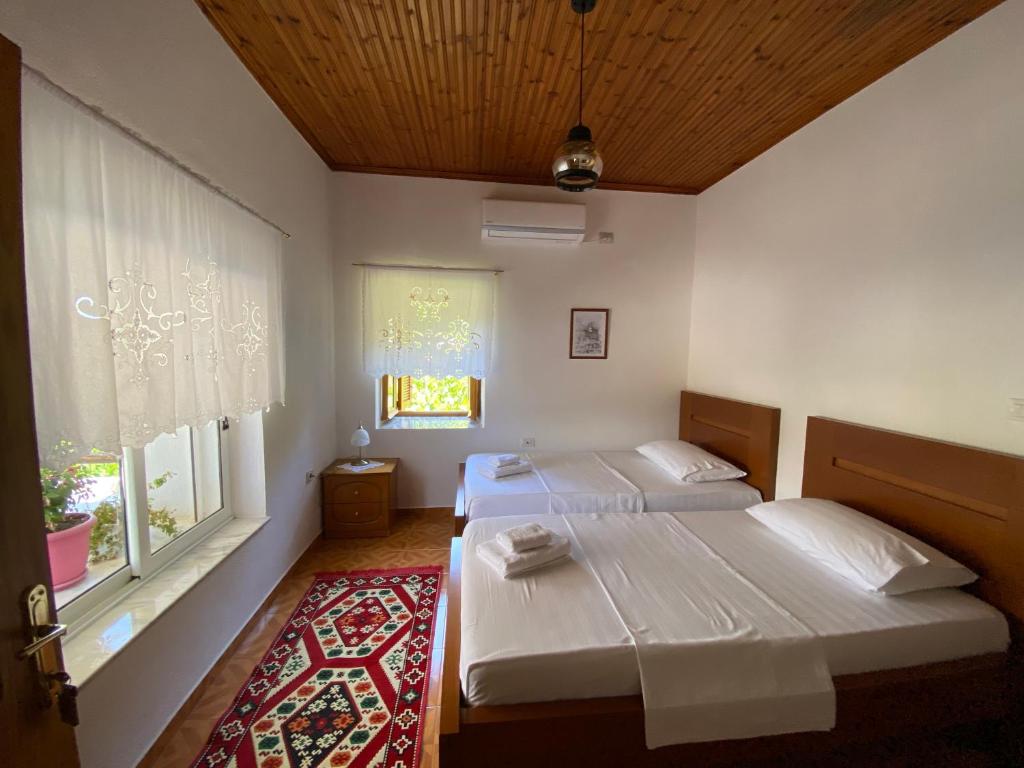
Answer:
[553, 124, 604, 192]
[554, 0, 603, 191]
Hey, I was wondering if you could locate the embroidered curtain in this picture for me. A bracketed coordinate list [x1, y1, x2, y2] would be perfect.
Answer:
[362, 267, 495, 379]
[22, 71, 285, 468]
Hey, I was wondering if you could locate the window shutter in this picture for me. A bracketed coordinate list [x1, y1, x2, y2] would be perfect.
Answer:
[380, 375, 397, 423]
[399, 376, 412, 410]
[469, 377, 482, 421]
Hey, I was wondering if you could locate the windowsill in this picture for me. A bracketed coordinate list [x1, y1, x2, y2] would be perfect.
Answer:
[62, 517, 268, 686]
[55, 558, 127, 608]
[379, 415, 481, 430]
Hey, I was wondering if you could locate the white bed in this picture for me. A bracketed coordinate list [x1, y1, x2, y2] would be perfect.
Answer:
[460, 511, 1009, 711]
[463, 450, 763, 520]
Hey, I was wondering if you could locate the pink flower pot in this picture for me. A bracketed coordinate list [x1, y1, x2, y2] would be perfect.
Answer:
[46, 513, 96, 590]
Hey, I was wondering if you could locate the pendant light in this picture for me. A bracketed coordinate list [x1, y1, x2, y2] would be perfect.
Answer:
[552, 0, 603, 191]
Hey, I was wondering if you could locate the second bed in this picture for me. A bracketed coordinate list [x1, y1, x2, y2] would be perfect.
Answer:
[456, 390, 781, 531]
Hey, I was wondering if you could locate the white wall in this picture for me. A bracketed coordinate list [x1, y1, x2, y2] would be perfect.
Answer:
[4, 0, 1020, 760]
[0, 2, 336, 766]
[688, 0, 1024, 499]
[333, 173, 695, 508]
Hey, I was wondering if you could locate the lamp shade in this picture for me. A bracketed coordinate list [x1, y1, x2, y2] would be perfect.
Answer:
[552, 124, 603, 192]
[350, 427, 370, 448]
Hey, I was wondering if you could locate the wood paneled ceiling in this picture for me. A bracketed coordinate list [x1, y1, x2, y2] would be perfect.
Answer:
[196, 0, 1002, 194]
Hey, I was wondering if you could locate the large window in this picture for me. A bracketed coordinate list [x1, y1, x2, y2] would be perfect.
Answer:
[380, 375, 482, 425]
[44, 424, 228, 624]
[22, 71, 283, 629]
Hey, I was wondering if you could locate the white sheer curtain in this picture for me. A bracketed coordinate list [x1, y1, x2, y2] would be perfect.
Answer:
[362, 267, 496, 379]
[22, 71, 285, 468]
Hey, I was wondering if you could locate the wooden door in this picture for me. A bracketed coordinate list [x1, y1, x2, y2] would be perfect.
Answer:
[0, 33, 82, 766]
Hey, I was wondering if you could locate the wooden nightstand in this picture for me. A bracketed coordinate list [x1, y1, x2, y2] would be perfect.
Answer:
[320, 458, 398, 538]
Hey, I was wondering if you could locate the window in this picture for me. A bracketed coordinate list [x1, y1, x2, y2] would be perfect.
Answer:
[21, 72, 283, 628]
[380, 375, 482, 424]
[45, 424, 229, 625]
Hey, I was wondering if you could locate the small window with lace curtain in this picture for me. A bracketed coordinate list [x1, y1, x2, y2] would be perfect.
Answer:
[362, 266, 495, 429]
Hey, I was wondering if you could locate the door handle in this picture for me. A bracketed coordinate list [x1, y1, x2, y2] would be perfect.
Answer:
[20, 583, 77, 723]
[18, 621, 68, 659]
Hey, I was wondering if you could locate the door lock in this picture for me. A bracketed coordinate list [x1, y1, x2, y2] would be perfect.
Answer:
[20, 584, 77, 724]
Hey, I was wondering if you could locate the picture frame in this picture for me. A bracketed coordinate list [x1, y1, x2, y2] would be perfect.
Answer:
[569, 308, 609, 359]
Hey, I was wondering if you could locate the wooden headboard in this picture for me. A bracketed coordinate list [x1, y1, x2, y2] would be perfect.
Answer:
[679, 391, 781, 502]
[803, 417, 1024, 624]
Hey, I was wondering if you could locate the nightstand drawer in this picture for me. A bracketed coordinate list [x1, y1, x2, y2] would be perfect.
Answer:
[325, 479, 382, 504]
[325, 502, 384, 526]
[320, 458, 397, 539]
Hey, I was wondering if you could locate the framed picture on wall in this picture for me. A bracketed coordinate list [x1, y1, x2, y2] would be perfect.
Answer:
[569, 308, 609, 359]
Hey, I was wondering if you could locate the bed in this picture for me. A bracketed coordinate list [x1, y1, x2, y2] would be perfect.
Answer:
[440, 417, 1024, 767]
[454, 390, 781, 533]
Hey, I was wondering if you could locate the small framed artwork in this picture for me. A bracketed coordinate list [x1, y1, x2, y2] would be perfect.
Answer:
[569, 308, 609, 359]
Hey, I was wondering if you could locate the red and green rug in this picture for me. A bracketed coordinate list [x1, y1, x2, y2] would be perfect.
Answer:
[191, 566, 443, 768]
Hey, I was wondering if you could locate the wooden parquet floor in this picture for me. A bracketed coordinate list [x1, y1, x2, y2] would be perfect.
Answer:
[144, 509, 453, 768]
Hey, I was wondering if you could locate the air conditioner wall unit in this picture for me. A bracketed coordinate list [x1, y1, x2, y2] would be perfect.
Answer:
[481, 199, 586, 243]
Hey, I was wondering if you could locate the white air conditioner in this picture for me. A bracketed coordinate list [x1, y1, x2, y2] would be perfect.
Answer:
[481, 199, 586, 243]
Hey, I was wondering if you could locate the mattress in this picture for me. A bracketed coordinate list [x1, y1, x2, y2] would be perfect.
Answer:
[460, 511, 1010, 707]
[463, 450, 762, 520]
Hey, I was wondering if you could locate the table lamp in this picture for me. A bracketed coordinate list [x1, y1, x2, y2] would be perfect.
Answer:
[350, 424, 371, 466]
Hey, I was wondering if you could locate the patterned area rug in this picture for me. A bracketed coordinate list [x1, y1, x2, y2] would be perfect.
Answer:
[191, 567, 443, 768]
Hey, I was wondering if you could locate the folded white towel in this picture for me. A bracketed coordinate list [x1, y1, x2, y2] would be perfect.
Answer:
[496, 522, 552, 554]
[476, 534, 572, 579]
[488, 453, 522, 468]
[478, 461, 533, 480]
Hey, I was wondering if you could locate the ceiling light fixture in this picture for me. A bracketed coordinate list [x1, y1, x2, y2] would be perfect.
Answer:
[553, 0, 603, 192]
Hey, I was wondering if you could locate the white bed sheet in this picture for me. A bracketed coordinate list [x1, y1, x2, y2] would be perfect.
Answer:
[463, 451, 761, 520]
[600, 450, 762, 512]
[460, 511, 1009, 708]
[564, 513, 834, 747]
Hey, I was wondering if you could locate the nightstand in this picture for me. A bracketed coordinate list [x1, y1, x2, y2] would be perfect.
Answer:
[320, 458, 398, 538]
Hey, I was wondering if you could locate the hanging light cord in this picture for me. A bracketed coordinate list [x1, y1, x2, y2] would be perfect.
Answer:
[578, 8, 585, 125]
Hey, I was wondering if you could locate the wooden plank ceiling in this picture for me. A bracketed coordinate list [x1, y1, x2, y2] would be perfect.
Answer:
[196, 0, 1002, 194]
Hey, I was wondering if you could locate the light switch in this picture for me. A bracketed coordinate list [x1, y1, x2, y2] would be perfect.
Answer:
[1009, 398, 1024, 422]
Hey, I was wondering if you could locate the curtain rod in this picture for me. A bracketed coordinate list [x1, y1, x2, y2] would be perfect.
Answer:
[352, 262, 504, 274]
[22, 64, 292, 240]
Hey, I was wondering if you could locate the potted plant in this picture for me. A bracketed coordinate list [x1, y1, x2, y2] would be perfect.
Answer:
[41, 463, 97, 590]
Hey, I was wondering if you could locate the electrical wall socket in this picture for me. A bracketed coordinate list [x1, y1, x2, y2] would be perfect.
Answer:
[598, 231, 614, 244]
[305, 470, 317, 484]
[1009, 398, 1024, 422]
[520, 437, 536, 449]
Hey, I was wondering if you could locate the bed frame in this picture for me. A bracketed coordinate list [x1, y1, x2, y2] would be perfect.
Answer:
[452, 390, 781, 535]
[440, 417, 1024, 767]
[679, 390, 781, 502]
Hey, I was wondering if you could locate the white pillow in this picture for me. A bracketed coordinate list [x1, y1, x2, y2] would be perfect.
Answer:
[636, 440, 746, 483]
[746, 498, 977, 595]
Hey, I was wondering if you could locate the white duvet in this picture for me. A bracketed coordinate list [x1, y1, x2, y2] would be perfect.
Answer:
[461, 512, 1010, 749]
[464, 450, 762, 520]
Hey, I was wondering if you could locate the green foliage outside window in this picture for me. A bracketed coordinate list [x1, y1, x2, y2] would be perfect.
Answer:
[89, 471, 181, 563]
[75, 458, 119, 478]
[406, 376, 471, 412]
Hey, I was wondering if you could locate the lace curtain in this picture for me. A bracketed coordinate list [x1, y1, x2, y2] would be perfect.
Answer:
[362, 267, 496, 379]
[22, 71, 285, 468]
